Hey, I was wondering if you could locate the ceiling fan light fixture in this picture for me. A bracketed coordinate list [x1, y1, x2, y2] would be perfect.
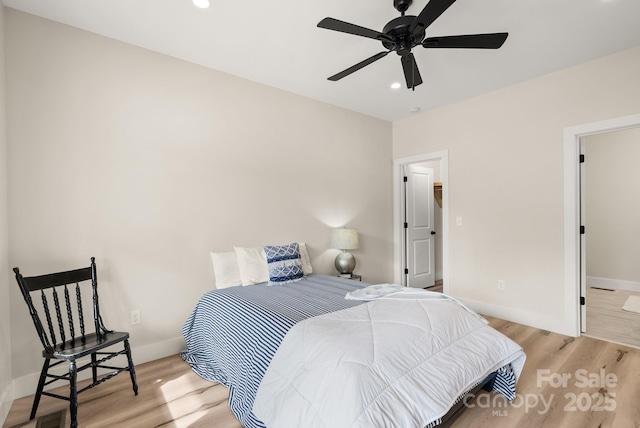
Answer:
[192, 0, 210, 9]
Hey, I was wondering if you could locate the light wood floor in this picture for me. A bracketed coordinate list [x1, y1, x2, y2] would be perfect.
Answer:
[5, 316, 640, 428]
[3, 356, 242, 428]
[585, 287, 640, 348]
[426, 279, 443, 293]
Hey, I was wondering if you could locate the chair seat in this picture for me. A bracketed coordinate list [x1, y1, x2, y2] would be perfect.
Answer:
[45, 331, 130, 360]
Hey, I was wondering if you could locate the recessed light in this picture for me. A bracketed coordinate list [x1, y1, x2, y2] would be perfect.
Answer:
[193, 0, 211, 9]
[409, 107, 421, 113]
[390, 82, 401, 89]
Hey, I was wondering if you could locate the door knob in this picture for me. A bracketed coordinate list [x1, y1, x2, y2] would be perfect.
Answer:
[431, 231, 436, 235]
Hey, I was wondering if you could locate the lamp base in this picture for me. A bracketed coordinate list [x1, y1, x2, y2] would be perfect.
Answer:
[335, 251, 356, 275]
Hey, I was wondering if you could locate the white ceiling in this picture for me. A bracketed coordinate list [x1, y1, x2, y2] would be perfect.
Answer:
[4, 0, 640, 122]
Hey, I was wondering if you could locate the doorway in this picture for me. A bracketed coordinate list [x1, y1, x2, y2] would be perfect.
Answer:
[563, 113, 640, 337]
[581, 127, 640, 347]
[393, 151, 449, 293]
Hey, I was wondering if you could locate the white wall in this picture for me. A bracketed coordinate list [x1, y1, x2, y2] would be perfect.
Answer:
[0, 5, 14, 423]
[5, 9, 393, 396]
[584, 127, 640, 287]
[393, 45, 640, 335]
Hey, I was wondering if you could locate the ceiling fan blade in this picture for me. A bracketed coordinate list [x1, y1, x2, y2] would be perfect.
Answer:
[401, 53, 423, 90]
[318, 17, 391, 42]
[328, 51, 391, 81]
[409, 0, 458, 36]
[422, 32, 508, 49]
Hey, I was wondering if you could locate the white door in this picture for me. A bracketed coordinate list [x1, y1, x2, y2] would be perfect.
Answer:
[404, 165, 435, 288]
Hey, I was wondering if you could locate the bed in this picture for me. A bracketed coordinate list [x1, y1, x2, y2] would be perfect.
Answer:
[181, 273, 526, 428]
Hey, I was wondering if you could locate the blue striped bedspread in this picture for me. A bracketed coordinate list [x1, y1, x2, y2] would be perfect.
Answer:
[181, 274, 367, 428]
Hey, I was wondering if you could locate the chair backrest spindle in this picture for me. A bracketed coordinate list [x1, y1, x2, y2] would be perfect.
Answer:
[39, 290, 56, 348]
[76, 283, 85, 337]
[52, 288, 66, 344]
[64, 284, 75, 340]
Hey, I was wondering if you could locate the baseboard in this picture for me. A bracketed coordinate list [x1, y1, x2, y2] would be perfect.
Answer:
[131, 335, 185, 367]
[12, 336, 185, 399]
[0, 382, 14, 427]
[458, 297, 576, 337]
[587, 276, 640, 293]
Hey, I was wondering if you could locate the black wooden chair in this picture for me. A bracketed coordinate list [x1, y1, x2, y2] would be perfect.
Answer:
[13, 257, 138, 428]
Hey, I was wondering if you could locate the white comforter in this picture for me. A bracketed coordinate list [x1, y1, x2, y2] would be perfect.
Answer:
[253, 294, 526, 428]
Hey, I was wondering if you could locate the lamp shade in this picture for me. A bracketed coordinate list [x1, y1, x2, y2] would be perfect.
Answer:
[330, 228, 359, 251]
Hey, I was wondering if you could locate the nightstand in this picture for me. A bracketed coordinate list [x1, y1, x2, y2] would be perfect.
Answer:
[338, 274, 362, 281]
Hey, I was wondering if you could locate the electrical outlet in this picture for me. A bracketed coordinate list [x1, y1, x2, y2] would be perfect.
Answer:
[456, 217, 463, 226]
[130, 309, 141, 325]
[497, 280, 506, 291]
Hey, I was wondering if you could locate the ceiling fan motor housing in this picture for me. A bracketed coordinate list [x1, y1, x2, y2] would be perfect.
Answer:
[382, 15, 426, 56]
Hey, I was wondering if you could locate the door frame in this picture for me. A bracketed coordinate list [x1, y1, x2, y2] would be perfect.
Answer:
[563, 113, 640, 336]
[393, 150, 449, 293]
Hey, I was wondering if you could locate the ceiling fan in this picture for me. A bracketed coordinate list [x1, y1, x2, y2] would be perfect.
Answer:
[317, 0, 508, 90]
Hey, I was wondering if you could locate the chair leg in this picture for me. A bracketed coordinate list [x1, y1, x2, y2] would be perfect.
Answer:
[91, 353, 98, 384]
[124, 339, 139, 395]
[30, 358, 50, 420]
[69, 360, 78, 428]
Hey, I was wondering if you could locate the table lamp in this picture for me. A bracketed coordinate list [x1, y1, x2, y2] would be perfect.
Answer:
[330, 228, 359, 275]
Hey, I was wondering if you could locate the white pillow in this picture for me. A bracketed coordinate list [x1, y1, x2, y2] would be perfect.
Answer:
[234, 246, 269, 285]
[210, 252, 242, 289]
[298, 242, 313, 276]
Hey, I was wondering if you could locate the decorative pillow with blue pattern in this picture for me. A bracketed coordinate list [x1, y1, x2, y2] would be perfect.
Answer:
[263, 243, 304, 285]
